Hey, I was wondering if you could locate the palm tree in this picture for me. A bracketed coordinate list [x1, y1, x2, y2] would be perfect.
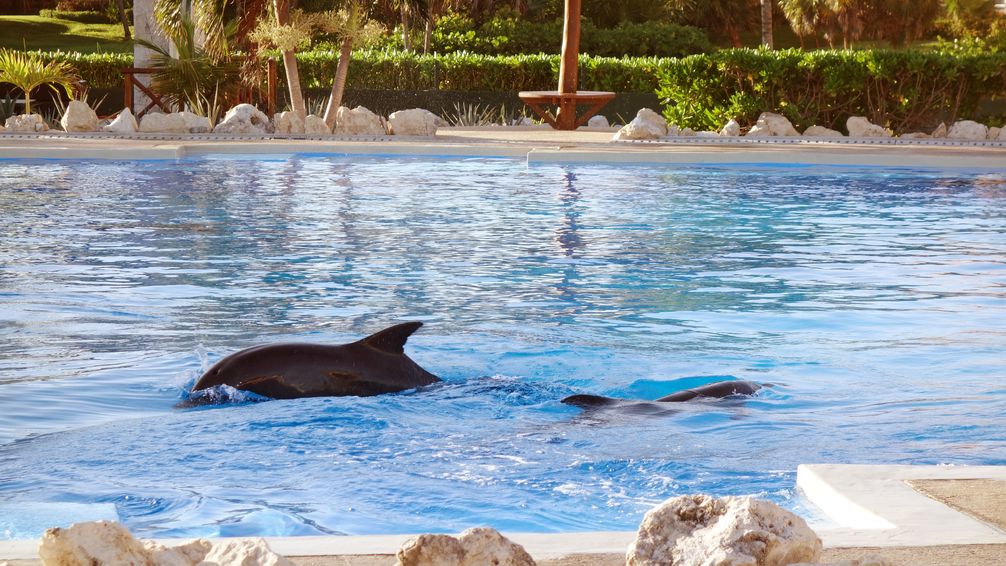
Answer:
[319, 1, 378, 128]
[667, 0, 758, 48]
[829, 0, 864, 48]
[778, 0, 825, 47]
[760, 0, 774, 48]
[138, 16, 241, 110]
[153, 0, 236, 62]
[152, 0, 305, 117]
[0, 49, 77, 115]
[249, 0, 312, 117]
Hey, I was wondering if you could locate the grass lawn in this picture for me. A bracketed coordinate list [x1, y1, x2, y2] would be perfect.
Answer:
[0, 15, 131, 53]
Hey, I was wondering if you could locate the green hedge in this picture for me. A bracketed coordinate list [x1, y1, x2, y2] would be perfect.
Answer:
[657, 48, 1006, 133]
[37, 9, 121, 24]
[294, 49, 670, 93]
[373, 15, 713, 58]
[35, 51, 132, 89]
[38, 47, 1006, 135]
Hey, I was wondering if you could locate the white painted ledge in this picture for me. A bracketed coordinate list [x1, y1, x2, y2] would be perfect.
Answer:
[798, 464, 1006, 547]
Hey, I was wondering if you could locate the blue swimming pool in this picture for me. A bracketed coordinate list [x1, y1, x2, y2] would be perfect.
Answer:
[1, 155, 1004, 539]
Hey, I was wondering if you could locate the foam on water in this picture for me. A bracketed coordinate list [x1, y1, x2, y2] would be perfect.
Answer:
[0, 156, 1004, 538]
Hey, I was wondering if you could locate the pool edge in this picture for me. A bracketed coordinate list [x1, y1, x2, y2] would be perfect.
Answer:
[1, 134, 1005, 169]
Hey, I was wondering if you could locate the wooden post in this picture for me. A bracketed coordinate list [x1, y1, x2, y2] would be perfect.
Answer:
[124, 72, 133, 115]
[556, 0, 581, 129]
[267, 58, 278, 116]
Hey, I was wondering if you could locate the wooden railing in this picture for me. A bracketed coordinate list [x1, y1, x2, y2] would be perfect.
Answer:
[123, 58, 278, 120]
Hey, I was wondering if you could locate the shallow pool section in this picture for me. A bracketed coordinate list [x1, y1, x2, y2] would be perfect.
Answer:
[1, 156, 1004, 539]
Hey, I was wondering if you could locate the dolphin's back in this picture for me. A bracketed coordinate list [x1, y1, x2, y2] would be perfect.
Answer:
[191, 322, 440, 399]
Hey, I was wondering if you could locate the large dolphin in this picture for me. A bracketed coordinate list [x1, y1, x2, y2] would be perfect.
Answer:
[562, 380, 762, 410]
[190, 321, 440, 399]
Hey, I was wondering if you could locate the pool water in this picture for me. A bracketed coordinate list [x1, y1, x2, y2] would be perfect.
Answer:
[1, 155, 1004, 539]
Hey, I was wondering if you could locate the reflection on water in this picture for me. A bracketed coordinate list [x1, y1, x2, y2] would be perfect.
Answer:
[0, 156, 1004, 538]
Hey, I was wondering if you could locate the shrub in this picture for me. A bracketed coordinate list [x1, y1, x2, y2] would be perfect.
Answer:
[38, 9, 113, 23]
[376, 14, 713, 58]
[291, 49, 671, 93]
[34, 51, 132, 89]
[55, 0, 105, 11]
[656, 48, 1006, 133]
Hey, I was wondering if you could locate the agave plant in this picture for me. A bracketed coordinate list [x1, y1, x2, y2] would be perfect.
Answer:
[0, 49, 78, 115]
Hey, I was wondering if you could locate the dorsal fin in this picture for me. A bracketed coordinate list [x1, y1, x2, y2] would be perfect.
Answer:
[359, 322, 423, 354]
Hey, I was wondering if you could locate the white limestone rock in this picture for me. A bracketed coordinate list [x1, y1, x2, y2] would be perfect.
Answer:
[103, 108, 138, 133]
[387, 108, 441, 136]
[899, 132, 931, 139]
[5, 114, 49, 132]
[197, 538, 294, 566]
[988, 126, 1001, 140]
[626, 494, 822, 566]
[998, 127, 1006, 141]
[37, 520, 291, 566]
[803, 125, 843, 137]
[39, 521, 154, 566]
[720, 119, 740, 137]
[147, 539, 213, 565]
[931, 122, 948, 138]
[514, 116, 535, 127]
[304, 114, 331, 135]
[457, 527, 536, 566]
[745, 112, 799, 137]
[695, 131, 720, 138]
[612, 108, 668, 141]
[60, 100, 98, 132]
[396, 534, 466, 566]
[846, 116, 891, 138]
[587, 114, 609, 128]
[335, 105, 387, 136]
[395, 528, 535, 566]
[179, 111, 211, 133]
[139, 112, 188, 133]
[213, 103, 272, 134]
[274, 111, 305, 134]
[947, 119, 988, 141]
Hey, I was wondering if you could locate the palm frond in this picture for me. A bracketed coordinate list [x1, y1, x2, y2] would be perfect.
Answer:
[0, 49, 78, 114]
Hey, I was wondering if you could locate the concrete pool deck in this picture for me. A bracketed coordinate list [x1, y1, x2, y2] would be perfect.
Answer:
[1, 127, 1006, 169]
[1, 130, 1004, 564]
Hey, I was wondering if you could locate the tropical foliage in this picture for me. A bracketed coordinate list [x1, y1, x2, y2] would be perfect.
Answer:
[135, 17, 240, 110]
[0, 48, 78, 114]
[656, 48, 1006, 134]
[375, 13, 713, 57]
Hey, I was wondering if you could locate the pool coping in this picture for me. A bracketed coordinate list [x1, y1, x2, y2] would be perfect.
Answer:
[798, 464, 1006, 547]
[1, 129, 1006, 169]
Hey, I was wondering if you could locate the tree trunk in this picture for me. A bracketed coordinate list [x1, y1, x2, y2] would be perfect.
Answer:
[323, 35, 354, 130]
[116, 0, 130, 41]
[727, 25, 742, 48]
[760, 0, 773, 48]
[274, 0, 306, 117]
[423, 17, 432, 54]
[400, 2, 412, 51]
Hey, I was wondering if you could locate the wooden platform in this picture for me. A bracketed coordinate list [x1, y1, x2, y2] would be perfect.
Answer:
[518, 90, 615, 130]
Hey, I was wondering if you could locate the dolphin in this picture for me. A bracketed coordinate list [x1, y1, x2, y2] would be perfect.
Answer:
[562, 380, 762, 410]
[190, 321, 440, 400]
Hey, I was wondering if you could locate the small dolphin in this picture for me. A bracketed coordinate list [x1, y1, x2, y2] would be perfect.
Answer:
[562, 380, 762, 410]
[190, 322, 440, 400]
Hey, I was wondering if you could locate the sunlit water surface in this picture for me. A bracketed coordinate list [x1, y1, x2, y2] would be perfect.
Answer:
[1, 155, 1004, 539]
